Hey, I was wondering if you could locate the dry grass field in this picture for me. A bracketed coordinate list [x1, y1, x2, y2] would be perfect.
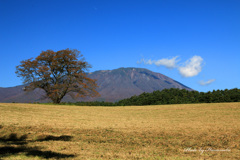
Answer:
[0, 102, 239, 159]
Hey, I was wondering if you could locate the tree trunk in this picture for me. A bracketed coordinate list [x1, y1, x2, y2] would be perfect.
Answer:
[52, 98, 61, 104]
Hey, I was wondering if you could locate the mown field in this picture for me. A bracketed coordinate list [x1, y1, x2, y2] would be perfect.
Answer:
[0, 102, 239, 159]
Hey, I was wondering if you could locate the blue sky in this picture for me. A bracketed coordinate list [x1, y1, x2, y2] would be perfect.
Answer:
[0, 0, 239, 92]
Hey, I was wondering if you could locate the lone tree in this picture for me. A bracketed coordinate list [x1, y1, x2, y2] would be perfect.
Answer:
[16, 49, 99, 104]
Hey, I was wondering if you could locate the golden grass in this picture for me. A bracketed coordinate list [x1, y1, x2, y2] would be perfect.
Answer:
[0, 102, 239, 159]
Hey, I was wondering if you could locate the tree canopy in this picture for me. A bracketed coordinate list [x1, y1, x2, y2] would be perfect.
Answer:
[16, 49, 99, 103]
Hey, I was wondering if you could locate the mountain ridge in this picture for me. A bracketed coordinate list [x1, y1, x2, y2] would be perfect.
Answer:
[0, 67, 193, 103]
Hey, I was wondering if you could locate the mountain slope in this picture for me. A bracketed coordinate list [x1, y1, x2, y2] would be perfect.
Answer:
[87, 67, 192, 101]
[0, 67, 193, 102]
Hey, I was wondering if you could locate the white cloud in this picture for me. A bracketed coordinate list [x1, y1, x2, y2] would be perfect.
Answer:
[178, 56, 203, 77]
[138, 56, 179, 69]
[138, 55, 204, 78]
[199, 79, 216, 86]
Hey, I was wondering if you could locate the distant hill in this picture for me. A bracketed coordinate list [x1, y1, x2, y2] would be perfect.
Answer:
[0, 67, 193, 103]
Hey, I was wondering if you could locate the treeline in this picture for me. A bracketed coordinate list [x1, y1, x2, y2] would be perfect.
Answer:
[116, 88, 240, 106]
[48, 88, 240, 106]
[58, 101, 116, 106]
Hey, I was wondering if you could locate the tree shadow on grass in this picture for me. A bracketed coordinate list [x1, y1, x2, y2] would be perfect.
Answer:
[36, 135, 72, 142]
[0, 133, 75, 159]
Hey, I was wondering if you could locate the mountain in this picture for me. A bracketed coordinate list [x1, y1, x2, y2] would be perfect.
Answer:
[0, 67, 193, 103]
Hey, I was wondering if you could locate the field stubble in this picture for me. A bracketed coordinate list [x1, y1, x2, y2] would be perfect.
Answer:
[0, 102, 239, 159]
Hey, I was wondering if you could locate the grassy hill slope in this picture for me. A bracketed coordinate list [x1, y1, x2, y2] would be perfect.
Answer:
[0, 103, 239, 159]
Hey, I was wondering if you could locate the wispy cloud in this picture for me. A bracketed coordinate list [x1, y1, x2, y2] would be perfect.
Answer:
[178, 56, 203, 77]
[138, 55, 205, 78]
[137, 56, 179, 69]
[199, 79, 216, 86]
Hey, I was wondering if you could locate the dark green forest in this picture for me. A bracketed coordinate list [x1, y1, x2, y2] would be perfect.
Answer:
[56, 88, 240, 106]
[116, 88, 240, 106]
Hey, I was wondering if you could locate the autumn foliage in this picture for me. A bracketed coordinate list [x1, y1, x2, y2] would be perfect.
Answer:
[16, 49, 99, 103]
